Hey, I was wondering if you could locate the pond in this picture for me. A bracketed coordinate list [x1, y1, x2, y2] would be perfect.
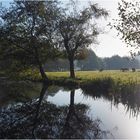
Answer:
[0, 80, 140, 139]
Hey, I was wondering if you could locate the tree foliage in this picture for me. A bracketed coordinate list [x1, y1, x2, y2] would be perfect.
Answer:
[77, 49, 100, 70]
[0, 0, 109, 79]
[103, 55, 140, 70]
[112, 0, 140, 57]
[0, 0, 61, 80]
[57, 1, 108, 78]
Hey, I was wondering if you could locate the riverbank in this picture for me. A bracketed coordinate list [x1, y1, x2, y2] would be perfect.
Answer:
[48, 70, 140, 95]
[48, 70, 140, 84]
[1, 70, 140, 88]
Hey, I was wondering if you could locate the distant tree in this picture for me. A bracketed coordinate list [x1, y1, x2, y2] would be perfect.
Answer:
[103, 55, 140, 70]
[0, 1, 61, 81]
[44, 59, 69, 72]
[104, 55, 126, 70]
[57, 1, 108, 78]
[112, 0, 140, 57]
[77, 49, 100, 70]
[76, 50, 140, 70]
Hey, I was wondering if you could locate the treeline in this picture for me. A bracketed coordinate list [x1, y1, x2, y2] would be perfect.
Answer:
[44, 49, 140, 71]
[102, 55, 140, 70]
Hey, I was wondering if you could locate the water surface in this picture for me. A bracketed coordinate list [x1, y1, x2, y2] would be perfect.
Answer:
[0, 81, 140, 138]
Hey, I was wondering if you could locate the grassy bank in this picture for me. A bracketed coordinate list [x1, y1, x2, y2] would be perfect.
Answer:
[1, 70, 139, 96]
[47, 70, 140, 94]
[48, 70, 140, 85]
[1, 70, 140, 87]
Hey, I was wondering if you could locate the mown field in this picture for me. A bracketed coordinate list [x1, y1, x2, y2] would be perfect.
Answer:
[47, 70, 140, 85]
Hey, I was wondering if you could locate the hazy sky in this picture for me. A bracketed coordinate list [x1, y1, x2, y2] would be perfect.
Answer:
[0, 0, 132, 57]
[91, 0, 131, 57]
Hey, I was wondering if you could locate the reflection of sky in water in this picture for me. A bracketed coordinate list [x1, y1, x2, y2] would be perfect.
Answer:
[47, 89, 140, 139]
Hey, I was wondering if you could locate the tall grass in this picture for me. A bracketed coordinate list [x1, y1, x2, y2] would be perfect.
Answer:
[48, 70, 140, 85]
[2, 69, 139, 86]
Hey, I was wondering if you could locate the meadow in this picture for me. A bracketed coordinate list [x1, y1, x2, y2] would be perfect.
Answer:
[7, 69, 140, 87]
[47, 70, 140, 85]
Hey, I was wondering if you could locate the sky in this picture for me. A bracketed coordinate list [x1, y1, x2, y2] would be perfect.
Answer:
[91, 0, 131, 58]
[0, 0, 133, 58]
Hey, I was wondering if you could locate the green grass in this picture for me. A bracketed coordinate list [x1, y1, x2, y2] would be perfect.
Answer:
[1, 69, 139, 87]
[47, 70, 140, 85]
[1, 70, 139, 96]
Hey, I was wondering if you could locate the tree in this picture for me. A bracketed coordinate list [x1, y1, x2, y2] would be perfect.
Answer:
[0, 1, 60, 81]
[57, 1, 108, 78]
[112, 0, 140, 57]
[102, 55, 140, 70]
[77, 49, 100, 70]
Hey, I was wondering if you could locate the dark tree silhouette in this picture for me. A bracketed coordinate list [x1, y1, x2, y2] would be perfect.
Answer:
[0, 1, 61, 81]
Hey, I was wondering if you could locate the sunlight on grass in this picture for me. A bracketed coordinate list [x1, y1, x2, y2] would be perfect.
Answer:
[47, 70, 140, 84]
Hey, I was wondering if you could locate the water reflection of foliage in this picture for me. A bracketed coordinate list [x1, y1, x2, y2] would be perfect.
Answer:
[0, 84, 108, 139]
[82, 84, 140, 118]
[47, 85, 62, 96]
[0, 80, 42, 106]
[59, 90, 104, 139]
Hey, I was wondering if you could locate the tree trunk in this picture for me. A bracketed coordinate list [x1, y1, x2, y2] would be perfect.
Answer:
[34, 47, 49, 82]
[38, 63, 49, 82]
[70, 90, 75, 106]
[69, 57, 75, 78]
[32, 83, 49, 138]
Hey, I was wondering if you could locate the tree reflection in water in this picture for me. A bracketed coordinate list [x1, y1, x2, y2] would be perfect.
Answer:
[0, 83, 109, 139]
[60, 89, 103, 139]
[82, 84, 140, 118]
